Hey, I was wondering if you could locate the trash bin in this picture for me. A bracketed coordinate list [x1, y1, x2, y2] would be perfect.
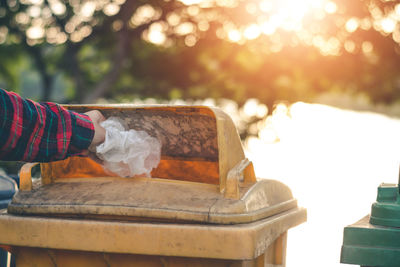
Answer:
[341, 183, 400, 267]
[7, 175, 19, 189]
[0, 175, 17, 210]
[0, 175, 17, 267]
[0, 105, 306, 267]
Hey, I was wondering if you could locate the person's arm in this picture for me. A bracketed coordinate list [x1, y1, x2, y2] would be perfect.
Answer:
[0, 88, 105, 162]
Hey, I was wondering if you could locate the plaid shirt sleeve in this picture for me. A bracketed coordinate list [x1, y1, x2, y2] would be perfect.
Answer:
[0, 88, 94, 162]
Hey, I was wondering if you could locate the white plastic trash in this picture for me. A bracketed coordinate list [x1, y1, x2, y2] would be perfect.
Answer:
[95, 117, 161, 178]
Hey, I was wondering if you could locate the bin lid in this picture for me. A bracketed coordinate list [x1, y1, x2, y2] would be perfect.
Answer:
[8, 105, 299, 224]
[9, 176, 297, 224]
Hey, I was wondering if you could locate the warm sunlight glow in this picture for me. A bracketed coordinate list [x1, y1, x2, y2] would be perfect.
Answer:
[49, 1, 66, 16]
[243, 98, 260, 117]
[243, 24, 261, 40]
[27, 5, 41, 17]
[175, 22, 195, 35]
[345, 18, 359, 33]
[324, 1, 337, 14]
[80, 1, 96, 18]
[0, 26, 8, 44]
[247, 102, 400, 267]
[396, 4, 400, 18]
[184, 35, 197, 46]
[362, 41, 373, 54]
[246, 2, 258, 14]
[259, 0, 272, 12]
[259, 0, 325, 33]
[261, 21, 276, 35]
[26, 0, 43, 4]
[380, 17, 396, 34]
[148, 30, 166, 44]
[228, 29, 241, 42]
[344, 40, 356, 53]
[198, 20, 209, 31]
[167, 13, 180, 26]
[26, 25, 44, 39]
[180, 0, 337, 44]
[103, 3, 120, 16]
[15, 12, 30, 25]
[130, 5, 159, 28]
[179, 0, 204, 5]
[360, 18, 372, 30]
[147, 23, 167, 45]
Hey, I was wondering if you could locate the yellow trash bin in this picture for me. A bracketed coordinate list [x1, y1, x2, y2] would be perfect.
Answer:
[0, 105, 306, 267]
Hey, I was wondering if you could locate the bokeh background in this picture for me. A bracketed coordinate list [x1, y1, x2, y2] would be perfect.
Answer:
[2, 0, 400, 266]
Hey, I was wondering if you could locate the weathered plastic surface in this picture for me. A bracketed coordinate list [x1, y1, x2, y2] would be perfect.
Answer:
[0, 208, 305, 262]
[0, 176, 17, 209]
[8, 105, 301, 224]
[11, 246, 285, 267]
[44, 105, 223, 185]
[342, 183, 400, 267]
[9, 177, 297, 224]
[341, 215, 400, 267]
[0, 175, 16, 267]
[36, 105, 246, 189]
[0, 105, 307, 266]
[370, 183, 400, 227]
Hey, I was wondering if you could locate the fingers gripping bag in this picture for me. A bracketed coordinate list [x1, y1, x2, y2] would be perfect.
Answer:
[95, 117, 162, 178]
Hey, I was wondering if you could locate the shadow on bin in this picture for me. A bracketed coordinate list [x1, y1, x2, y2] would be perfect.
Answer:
[0, 105, 306, 267]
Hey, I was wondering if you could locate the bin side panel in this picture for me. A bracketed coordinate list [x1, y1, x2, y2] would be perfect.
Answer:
[14, 247, 267, 267]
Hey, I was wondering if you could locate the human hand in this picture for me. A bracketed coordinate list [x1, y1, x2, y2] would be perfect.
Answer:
[85, 110, 106, 148]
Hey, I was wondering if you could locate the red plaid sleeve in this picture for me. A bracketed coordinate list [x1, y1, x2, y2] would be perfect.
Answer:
[0, 89, 94, 162]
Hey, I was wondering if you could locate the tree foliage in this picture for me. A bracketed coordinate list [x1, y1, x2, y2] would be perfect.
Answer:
[0, 0, 399, 107]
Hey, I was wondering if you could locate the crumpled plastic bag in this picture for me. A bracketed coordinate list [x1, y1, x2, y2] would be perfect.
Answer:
[95, 117, 161, 178]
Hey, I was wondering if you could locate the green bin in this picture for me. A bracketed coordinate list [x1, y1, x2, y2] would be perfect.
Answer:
[341, 182, 400, 267]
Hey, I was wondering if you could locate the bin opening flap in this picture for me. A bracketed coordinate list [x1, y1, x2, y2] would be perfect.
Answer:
[41, 105, 244, 188]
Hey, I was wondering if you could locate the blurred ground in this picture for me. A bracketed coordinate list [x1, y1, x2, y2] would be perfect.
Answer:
[246, 102, 400, 267]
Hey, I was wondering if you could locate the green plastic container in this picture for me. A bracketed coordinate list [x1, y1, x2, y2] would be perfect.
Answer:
[341, 183, 400, 267]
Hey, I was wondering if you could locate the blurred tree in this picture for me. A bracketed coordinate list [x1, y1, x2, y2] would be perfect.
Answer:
[2, 0, 400, 176]
[0, 0, 399, 107]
